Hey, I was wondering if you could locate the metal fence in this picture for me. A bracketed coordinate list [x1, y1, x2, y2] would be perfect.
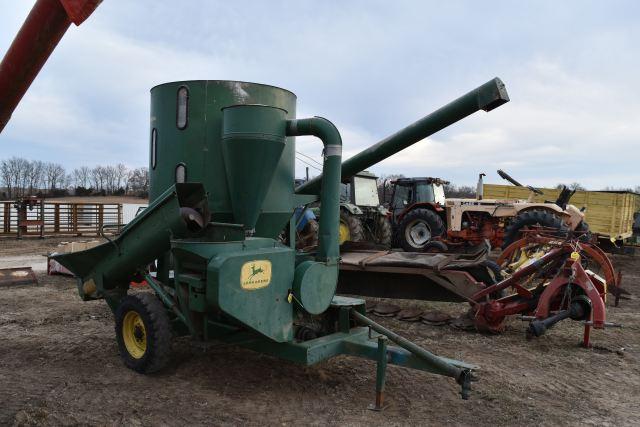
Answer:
[0, 202, 123, 236]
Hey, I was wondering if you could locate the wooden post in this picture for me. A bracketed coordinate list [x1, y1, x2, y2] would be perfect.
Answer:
[98, 204, 104, 236]
[54, 204, 60, 233]
[73, 204, 79, 235]
[118, 203, 123, 233]
[2, 202, 10, 234]
[39, 199, 44, 238]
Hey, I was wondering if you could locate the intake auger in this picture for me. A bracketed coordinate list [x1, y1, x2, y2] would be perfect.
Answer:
[53, 78, 509, 407]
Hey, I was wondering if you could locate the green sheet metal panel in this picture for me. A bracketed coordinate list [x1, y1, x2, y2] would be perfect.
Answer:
[149, 81, 297, 238]
[52, 183, 208, 299]
[172, 237, 295, 342]
[221, 104, 288, 233]
[210, 243, 295, 343]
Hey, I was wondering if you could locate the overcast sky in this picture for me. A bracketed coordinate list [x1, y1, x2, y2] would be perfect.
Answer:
[1, 1, 638, 188]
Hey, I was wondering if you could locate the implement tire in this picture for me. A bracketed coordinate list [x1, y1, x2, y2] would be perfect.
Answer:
[115, 293, 172, 374]
[502, 209, 568, 249]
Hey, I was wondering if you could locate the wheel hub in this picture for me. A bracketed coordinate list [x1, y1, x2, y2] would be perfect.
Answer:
[123, 311, 147, 359]
[407, 220, 431, 247]
[339, 220, 350, 245]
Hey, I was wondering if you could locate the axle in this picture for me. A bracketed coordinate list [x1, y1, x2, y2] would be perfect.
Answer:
[526, 296, 591, 339]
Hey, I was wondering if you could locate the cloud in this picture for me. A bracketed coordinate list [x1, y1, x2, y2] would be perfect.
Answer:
[1, 1, 639, 191]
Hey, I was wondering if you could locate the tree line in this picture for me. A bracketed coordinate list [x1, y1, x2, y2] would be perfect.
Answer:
[0, 157, 149, 200]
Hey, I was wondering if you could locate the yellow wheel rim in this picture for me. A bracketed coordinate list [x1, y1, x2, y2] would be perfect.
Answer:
[339, 220, 350, 245]
[122, 311, 147, 359]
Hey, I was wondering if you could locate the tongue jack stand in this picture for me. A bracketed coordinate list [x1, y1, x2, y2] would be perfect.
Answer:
[368, 336, 389, 411]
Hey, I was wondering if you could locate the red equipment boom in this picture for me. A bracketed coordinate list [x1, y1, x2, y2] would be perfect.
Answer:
[0, 0, 102, 133]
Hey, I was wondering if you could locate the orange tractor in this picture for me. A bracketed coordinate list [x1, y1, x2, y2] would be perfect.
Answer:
[389, 170, 588, 252]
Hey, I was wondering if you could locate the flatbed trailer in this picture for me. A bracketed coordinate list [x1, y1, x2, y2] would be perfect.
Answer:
[337, 246, 491, 303]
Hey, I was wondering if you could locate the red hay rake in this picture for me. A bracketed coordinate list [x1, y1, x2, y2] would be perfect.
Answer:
[469, 233, 622, 347]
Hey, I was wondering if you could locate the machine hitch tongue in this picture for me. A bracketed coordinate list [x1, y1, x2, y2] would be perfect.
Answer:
[350, 309, 473, 403]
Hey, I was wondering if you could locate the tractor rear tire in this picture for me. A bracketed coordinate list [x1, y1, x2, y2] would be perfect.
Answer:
[374, 215, 393, 247]
[339, 211, 364, 245]
[115, 293, 172, 374]
[398, 208, 446, 252]
[575, 220, 591, 242]
[502, 209, 568, 249]
[297, 218, 319, 249]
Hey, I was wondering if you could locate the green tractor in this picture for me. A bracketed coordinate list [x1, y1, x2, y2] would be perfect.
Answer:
[338, 171, 392, 246]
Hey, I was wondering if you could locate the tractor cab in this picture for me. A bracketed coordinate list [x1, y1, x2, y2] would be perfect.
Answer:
[390, 177, 448, 221]
[342, 170, 381, 207]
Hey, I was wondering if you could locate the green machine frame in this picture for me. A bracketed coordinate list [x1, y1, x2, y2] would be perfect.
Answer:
[53, 78, 509, 408]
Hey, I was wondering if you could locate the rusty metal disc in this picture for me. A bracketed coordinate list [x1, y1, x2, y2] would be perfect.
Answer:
[421, 310, 452, 326]
[397, 307, 424, 322]
[365, 300, 377, 313]
[451, 312, 477, 331]
[373, 302, 401, 317]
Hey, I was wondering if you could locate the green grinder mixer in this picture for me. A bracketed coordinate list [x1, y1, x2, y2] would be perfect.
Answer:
[53, 78, 509, 408]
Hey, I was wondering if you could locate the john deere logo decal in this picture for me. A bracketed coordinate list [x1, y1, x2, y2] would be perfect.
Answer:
[240, 260, 272, 290]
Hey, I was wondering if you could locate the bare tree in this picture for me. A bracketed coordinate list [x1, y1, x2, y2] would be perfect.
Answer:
[444, 183, 476, 198]
[73, 166, 91, 188]
[0, 158, 14, 198]
[17, 158, 30, 197]
[0, 157, 46, 198]
[91, 166, 106, 192]
[115, 163, 128, 192]
[104, 165, 117, 193]
[43, 162, 66, 194]
[569, 182, 586, 191]
[27, 160, 44, 195]
[128, 167, 149, 196]
[2, 158, 150, 198]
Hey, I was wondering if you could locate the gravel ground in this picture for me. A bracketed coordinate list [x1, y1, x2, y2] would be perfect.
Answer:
[1, 237, 638, 426]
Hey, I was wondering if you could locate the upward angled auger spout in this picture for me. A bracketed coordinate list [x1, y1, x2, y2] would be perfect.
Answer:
[0, 0, 102, 133]
[295, 77, 509, 195]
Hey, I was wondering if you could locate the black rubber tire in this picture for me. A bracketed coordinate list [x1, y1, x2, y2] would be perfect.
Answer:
[482, 260, 504, 282]
[575, 220, 592, 242]
[296, 218, 319, 249]
[398, 208, 446, 252]
[469, 260, 507, 298]
[340, 211, 364, 244]
[502, 209, 568, 249]
[374, 215, 393, 247]
[115, 293, 172, 374]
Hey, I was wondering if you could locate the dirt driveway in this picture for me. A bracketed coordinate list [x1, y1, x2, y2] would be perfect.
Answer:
[1, 237, 638, 426]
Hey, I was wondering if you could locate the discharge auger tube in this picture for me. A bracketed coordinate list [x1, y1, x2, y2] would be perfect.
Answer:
[286, 117, 342, 263]
[295, 77, 509, 195]
[0, 0, 102, 133]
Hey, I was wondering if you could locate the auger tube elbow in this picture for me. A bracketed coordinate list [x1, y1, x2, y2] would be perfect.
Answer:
[286, 117, 342, 263]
